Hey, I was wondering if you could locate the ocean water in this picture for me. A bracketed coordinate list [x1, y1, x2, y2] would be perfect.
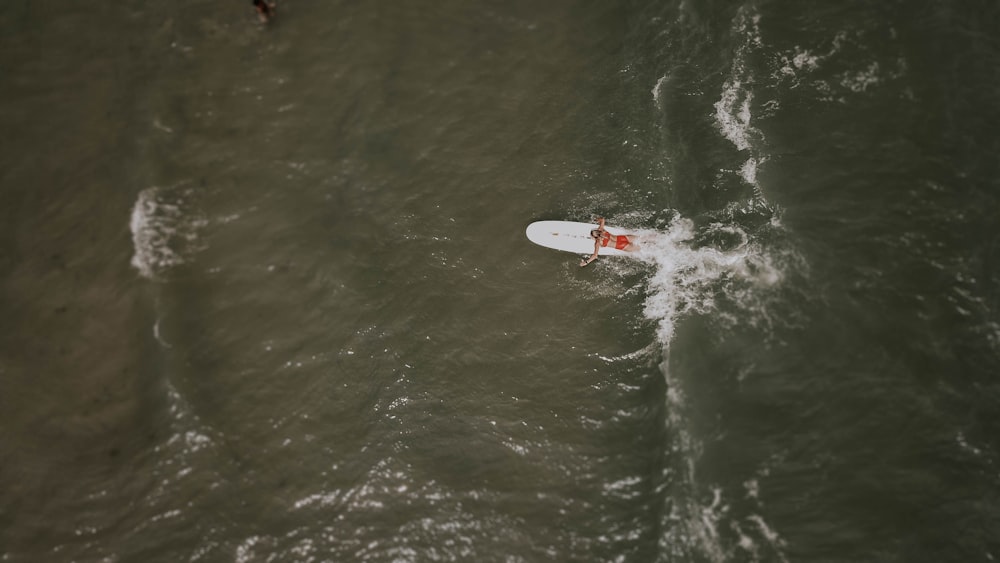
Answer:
[3, 1, 1000, 561]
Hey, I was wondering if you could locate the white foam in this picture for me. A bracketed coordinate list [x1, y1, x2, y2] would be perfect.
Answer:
[715, 83, 753, 151]
[129, 187, 204, 280]
[748, 514, 788, 561]
[235, 536, 261, 563]
[714, 8, 763, 153]
[153, 319, 173, 348]
[605, 475, 643, 493]
[841, 61, 882, 93]
[130, 188, 180, 279]
[183, 430, 212, 452]
[740, 158, 758, 185]
[956, 432, 984, 457]
[638, 216, 767, 343]
[773, 33, 907, 102]
[776, 47, 822, 80]
[293, 491, 341, 510]
[652, 74, 669, 106]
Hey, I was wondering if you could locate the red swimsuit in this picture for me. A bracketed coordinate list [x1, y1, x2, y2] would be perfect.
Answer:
[599, 231, 630, 250]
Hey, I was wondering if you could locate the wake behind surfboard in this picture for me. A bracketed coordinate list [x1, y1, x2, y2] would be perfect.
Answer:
[525, 221, 638, 256]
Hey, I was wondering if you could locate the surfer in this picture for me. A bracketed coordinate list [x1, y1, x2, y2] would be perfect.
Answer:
[253, 0, 276, 23]
[580, 217, 639, 267]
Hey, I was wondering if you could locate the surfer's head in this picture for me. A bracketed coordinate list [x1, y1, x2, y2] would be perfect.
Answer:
[590, 229, 602, 239]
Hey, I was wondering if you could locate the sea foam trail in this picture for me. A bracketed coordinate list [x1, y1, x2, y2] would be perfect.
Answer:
[714, 6, 765, 189]
[637, 218, 771, 342]
[639, 215, 788, 563]
[641, 6, 792, 560]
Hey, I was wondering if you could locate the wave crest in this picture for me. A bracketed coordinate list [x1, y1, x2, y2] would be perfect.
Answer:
[130, 186, 204, 280]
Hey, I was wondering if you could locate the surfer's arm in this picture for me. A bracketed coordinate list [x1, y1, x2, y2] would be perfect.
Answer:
[580, 240, 600, 267]
[580, 217, 605, 266]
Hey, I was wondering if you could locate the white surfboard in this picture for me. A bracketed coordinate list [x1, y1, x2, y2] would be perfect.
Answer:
[525, 221, 637, 256]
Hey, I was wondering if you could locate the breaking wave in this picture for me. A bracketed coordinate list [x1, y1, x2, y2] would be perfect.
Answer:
[129, 186, 205, 280]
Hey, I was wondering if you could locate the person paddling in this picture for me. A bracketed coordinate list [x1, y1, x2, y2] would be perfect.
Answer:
[580, 217, 639, 267]
[253, 0, 276, 23]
